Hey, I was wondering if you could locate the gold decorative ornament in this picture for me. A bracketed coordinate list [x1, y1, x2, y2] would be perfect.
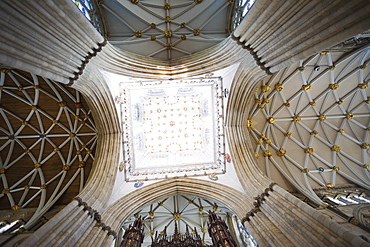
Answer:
[166, 43, 172, 49]
[305, 147, 315, 154]
[164, 3, 170, 9]
[173, 212, 180, 220]
[87, 150, 92, 154]
[275, 84, 284, 91]
[338, 129, 344, 133]
[265, 139, 271, 145]
[33, 85, 40, 89]
[320, 51, 330, 55]
[11, 205, 21, 210]
[34, 163, 41, 168]
[302, 84, 312, 91]
[309, 101, 316, 106]
[329, 83, 339, 90]
[2, 188, 10, 194]
[131, 0, 139, 4]
[149, 218, 154, 222]
[0, 168, 5, 174]
[0, 69, 11, 73]
[337, 100, 343, 105]
[267, 117, 275, 124]
[198, 206, 203, 212]
[98, 0, 103, 5]
[74, 115, 79, 119]
[194, 0, 203, 3]
[149, 230, 154, 236]
[247, 120, 252, 127]
[52, 120, 59, 124]
[263, 150, 272, 157]
[361, 143, 370, 149]
[346, 113, 354, 119]
[329, 66, 336, 70]
[180, 22, 186, 28]
[31, 105, 39, 110]
[193, 29, 200, 35]
[135, 31, 142, 37]
[332, 166, 339, 171]
[63, 165, 70, 171]
[298, 66, 305, 71]
[134, 213, 139, 219]
[59, 101, 66, 107]
[164, 29, 172, 37]
[365, 98, 370, 104]
[201, 228, 207, 233]
[284, 102, 290, 107]
[150, 35, 156, 41]
[285, 132, 292, 138]
[301, 168, 309, 173]
[331, 145, 341, 152]
[264, 98, 270, 103]
[24, 185, 30, 190]
[255, 99, 262, 103]
[40, 184, 47, 189]
[326, 183, 334, 188]
[359, 65, 366, 70]
[181, 35, 186, 40]
[165, 16, 171, 22]
[22, 121, 28, 125]
[76, 151, 81, 155]
[0, 86, 2, 91]
[260, 134, 266, 138]
[18, 87, 23, 91]
[53, 147, 59, 152]
[69, 133, 76, 137]
[363, 164, 370, 169]
[293, 116, 301, 122]
[79, 161, 85, 168]
[258, 104, 265, 109]
[262, 85, 271, 92]
[277, 148, 286, 157]
[24, 149, 30, 153]
[359, 82, 368, 89]
[75, 102, 82, 108]
[254, 152, 259, 158]
[310, 130, 318, 136]
[319, 114, 326, 121]
[149, 211, 154, 216]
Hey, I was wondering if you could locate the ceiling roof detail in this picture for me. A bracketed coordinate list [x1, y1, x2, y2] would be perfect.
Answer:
[248, 46, 370, 205]
[101, 0, 232, 60]
[0, 69, 96, 228]
[120, 77, 226, 181]
[122, 195, 231, 246]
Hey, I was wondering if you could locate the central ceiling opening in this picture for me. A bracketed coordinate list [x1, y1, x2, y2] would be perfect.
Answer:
[121, 77, 225, 181]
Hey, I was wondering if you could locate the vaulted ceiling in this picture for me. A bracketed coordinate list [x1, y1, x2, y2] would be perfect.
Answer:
[0, 69, 96, 226]
[100, 0, 233, 60]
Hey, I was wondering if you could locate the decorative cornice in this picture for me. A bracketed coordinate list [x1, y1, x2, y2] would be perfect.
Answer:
[68, 40, 108, 86]
[73, 197, 117, 239]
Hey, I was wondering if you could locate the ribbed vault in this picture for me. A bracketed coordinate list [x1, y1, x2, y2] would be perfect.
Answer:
[0, 69, 96, 228]
[249, 46, 370, 205]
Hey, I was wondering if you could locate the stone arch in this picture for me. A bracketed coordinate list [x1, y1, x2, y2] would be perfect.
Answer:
[102, 178, 252, 232]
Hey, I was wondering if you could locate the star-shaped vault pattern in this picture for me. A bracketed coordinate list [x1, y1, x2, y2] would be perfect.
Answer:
[249, 47, 370, 205]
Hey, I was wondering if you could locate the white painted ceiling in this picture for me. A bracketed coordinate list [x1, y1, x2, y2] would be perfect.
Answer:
[249, 46, 370, 205]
